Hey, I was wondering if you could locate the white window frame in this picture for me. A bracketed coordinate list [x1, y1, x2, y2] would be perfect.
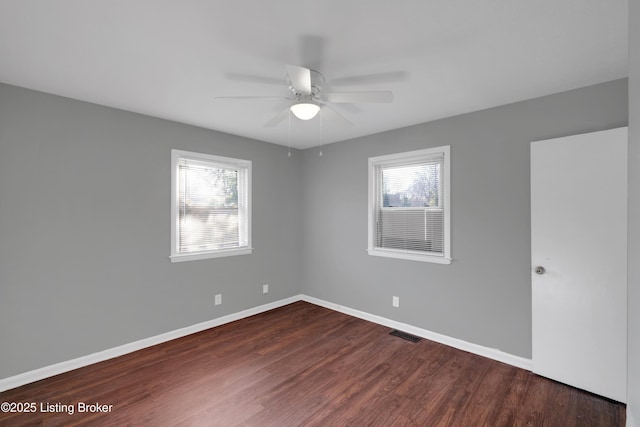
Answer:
[367, 146, 451, 264]
[170, 149, 252, 262]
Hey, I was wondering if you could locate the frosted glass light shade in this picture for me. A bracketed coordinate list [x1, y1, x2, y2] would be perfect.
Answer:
[290, 101, 320, 120]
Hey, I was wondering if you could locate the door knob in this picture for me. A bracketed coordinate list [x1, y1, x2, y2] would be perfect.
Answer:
[535, 266, 546, 275]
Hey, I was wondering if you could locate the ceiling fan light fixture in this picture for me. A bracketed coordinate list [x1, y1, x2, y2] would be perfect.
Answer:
[290, 100, 320, 120]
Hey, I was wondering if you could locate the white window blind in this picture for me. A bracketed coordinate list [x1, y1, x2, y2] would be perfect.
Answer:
[171, 150, 251, 262]
[368, 146, 451, 264]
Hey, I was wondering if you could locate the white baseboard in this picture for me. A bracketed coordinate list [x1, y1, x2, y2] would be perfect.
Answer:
[0, 296, 300, 393]
[0, 293, 531, 393]
[300, 295, 532, 371]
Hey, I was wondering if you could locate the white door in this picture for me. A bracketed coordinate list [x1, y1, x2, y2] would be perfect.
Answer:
[531, 127, 627, 403]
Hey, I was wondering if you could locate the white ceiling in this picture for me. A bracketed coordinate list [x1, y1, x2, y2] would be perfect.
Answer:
[0, 0, 628, 149]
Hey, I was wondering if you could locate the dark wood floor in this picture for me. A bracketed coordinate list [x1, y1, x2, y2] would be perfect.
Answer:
[0, 301, 625, 426]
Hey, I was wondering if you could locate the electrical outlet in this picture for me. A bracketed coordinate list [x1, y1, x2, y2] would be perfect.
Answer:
[215, 294, 222, 305]
[263, 284, 269, 294]
[392, 296, 399, 308]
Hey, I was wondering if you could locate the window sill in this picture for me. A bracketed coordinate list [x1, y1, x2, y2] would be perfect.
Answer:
[367, 248, 452, 264]
[170, 247, 252, 263]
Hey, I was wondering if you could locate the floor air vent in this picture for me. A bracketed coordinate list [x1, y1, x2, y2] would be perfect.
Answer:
[390, 330, 421, 343]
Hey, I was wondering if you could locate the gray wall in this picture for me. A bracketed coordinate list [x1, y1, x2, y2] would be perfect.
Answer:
[0, 83, 304, 378]
[301, 79, 628, 358]
[0, 77, 629, 379]
[627, 0, 639, 424]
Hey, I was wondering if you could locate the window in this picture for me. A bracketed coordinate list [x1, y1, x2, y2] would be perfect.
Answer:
[171, 150, 251, 262]
[368, 146, 451, 264]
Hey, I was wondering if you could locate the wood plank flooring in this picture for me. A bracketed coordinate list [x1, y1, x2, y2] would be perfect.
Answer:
[0, 301, 625, 426]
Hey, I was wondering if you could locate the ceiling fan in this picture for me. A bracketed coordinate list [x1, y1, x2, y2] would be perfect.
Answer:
[216, 64, 394, 127]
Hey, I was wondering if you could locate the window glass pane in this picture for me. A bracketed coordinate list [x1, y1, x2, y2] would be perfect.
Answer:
[178, 160, 242, 253]
[377, 209, 444, 253]
[368, 147, 450, 263]
[382, 162, 441, 208]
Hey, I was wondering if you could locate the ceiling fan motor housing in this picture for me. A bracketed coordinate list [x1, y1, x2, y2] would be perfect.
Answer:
[287, 69, 324, 99]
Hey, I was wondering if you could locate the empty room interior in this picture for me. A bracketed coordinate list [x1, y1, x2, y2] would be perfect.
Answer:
[1, 1, 640, 426]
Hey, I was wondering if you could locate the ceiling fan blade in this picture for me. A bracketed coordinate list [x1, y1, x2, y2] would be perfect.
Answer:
[264, 107, 290, 127]
[286, 65, 312, 94]
[331, 71, 408, 86]
[333, 102, 363, 114]
[214, 96, 289, 100]
[324, 91, 393, 103]
[223, 72, 283, 86]
[321, 104, 353, 126]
